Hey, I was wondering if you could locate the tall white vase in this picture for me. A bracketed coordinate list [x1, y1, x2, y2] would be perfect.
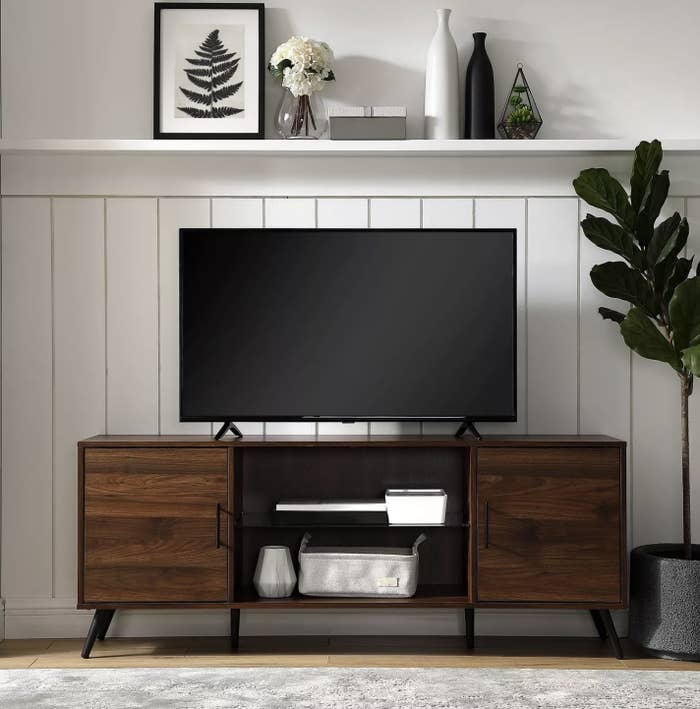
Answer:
[253, 546, 297, 598]
[424, 9, 460, 139]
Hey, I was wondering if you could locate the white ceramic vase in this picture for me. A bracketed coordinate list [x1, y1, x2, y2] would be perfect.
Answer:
[253, 546, 297, 598]
[424, 8, 460, 139]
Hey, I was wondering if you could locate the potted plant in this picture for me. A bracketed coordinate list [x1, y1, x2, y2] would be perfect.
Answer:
[574, 140, 700, 660]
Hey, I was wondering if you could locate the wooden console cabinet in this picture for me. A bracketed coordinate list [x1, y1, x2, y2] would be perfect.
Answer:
[77, 435, 626, 658]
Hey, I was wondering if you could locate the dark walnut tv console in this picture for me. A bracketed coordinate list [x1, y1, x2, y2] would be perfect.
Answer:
[77, 434, 627, 659]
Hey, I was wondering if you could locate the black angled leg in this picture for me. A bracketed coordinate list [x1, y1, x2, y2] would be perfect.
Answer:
[230, 609, 241, 651]
[81, 609, 114, 659]
[598, 610, 624, 659]
[96, 609, 116, 641]
[590, 609, 608, 640]
[465, 608, 475, 650]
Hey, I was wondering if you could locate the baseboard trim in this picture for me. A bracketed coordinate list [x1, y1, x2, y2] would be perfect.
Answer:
[2, 599, 629, 640]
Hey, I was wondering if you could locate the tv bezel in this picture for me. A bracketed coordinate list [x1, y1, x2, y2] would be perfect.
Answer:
[179, 227, 517, 424]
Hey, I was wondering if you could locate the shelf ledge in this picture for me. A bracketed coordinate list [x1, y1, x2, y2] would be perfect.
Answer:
[2, 138, 700, 158]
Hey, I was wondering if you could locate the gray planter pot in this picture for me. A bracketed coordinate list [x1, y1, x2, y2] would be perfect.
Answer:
[630, 544, 700, 661]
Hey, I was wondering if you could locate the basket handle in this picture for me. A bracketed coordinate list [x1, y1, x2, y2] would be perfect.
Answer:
[299, 532, 312, 561]
[412, 533, 428, 554]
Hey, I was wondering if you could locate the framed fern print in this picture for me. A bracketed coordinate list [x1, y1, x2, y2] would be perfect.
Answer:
[154, 3, 265, 139]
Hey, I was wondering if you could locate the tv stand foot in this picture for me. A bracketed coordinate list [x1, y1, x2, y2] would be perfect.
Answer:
[465, 608, 475, 649]
[231, 609, 241, 650]
[81, 609, 116, 659]
[215, 421, 243, 440]
[455, 420, 482, 440]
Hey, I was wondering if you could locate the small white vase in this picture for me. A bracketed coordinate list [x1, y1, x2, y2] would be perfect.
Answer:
[424, 8, 460, 139]
[253, 546, 297, 598]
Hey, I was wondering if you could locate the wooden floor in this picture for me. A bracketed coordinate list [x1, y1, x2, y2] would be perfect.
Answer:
[1, 636, 699, 670]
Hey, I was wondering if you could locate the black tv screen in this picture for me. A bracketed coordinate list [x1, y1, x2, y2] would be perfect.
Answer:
[180, 228, 516, 423]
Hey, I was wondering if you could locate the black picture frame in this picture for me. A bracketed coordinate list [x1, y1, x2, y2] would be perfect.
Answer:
[154, 2, 265, 139]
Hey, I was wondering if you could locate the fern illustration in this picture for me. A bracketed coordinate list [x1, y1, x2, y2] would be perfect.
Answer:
[178, 29, 243, 118]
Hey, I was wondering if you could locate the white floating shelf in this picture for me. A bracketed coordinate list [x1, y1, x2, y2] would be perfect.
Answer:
[1, 138, 700, 157]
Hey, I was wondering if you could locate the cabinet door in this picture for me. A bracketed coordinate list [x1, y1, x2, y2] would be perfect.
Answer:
[82, 448, 229, 603]
[476, 447, 623, 604]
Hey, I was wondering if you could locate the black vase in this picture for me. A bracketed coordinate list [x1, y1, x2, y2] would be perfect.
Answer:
[465, 32, 495, 139]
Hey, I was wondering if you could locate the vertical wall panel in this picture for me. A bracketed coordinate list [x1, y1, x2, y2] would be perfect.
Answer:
[316, 198, 370, 434]
[687, 198, 700, 545]
[263, 198, 317, 434]
[158, 198, 211, 434]
[422, 198, 473, 228]
[368, 198, 421, 434]
[265, 198, 315, 229]
[317, 198, 368, 230]
[370, 198, 421, 230]
[52, 198, 106, 599]
[474, 198, 527, 435]
[419, 199, 474, 434]
[632, 197, 688, 546]
[211, 198, 265, 436]
[106, 199, 159, 434]
[527, 198, 579, 434]
[1, 198, 53, 600]
[212, 198, 264, 229]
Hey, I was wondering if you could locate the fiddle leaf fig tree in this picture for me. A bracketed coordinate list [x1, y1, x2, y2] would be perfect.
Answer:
[574, 140, 698, 559]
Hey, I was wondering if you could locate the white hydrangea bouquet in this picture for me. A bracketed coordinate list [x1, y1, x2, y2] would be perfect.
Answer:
[269, 36, 336, 138]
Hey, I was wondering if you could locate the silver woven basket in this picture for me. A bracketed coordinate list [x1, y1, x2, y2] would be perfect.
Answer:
[297, 532, 427, 598]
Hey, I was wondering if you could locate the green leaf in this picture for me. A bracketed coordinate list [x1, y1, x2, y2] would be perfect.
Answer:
[636, 171, 670, 246]
[631, 140, 663, 213]
[598, 307, 626, 324]
[662, 257, 694, 303]
[647, 213, 682, 266]
[669, 276, 700, 350]
[590, 262, 658, 315]
[573, 168, 635, 230]
[581, 214, 643, 267]
[682, 343, 700, 377]
[620, 307, 682, 371]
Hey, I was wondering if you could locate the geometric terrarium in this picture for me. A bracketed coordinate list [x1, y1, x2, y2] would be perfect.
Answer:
[497, 63, 543, 139]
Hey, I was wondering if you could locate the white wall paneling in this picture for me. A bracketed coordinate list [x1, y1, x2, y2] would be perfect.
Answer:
[474, 198, 527, 435]
[106, 199, 159, 434]
[1, 198, 53, 602]
[368, 198, 421, 434]
[526, 198, 580, 434]
[158, 199, 211, 435]
[210, 199, 265, 437]
[51, 199, 106, 600]
[3, 151, 700, 638]
[316, 199, 370, 434]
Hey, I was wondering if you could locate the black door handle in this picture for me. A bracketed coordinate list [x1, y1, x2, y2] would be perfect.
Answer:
[484, 501, 490, 549]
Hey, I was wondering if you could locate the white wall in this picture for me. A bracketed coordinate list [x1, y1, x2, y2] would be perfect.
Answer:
[2, 152, 700, 639]
[2, 0, 700, 139]
[2, 0, 700, 641]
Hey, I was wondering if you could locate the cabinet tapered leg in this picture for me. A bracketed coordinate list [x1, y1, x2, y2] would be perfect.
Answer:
[81, 609, 115, 659]
[598, 609, 623, 659]
[231, 609, 241, 650]
[589, 609, 608, 640]
[96, 609, 116, 640]
[465, 608, 475, 650]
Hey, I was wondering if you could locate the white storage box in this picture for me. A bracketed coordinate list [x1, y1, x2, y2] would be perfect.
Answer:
[385, 489, 447, 525]
[297, 532, 426, 598]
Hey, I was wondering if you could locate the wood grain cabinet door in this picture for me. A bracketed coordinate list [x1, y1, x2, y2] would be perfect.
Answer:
[82, 448, 229, 604]
[476, 447, 623, 604]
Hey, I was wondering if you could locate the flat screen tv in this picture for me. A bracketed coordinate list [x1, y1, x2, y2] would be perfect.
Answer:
[180, 228, 516, 432]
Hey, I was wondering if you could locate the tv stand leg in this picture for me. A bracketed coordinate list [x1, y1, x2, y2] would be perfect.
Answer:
[230, 609, 241, 650]
[81, 609, 115, 659]
[465, 608, 475, 649]
[455, 420, 482, 440]
[589, 609, 608, 640]
[215, 421, 243, 440]
[598, 610, 623, 659]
